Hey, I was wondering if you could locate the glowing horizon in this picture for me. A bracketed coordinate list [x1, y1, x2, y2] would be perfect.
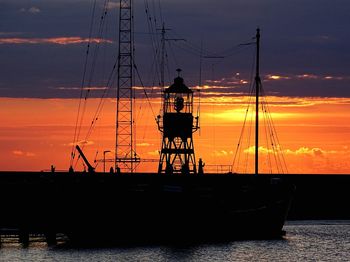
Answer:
[1, 95, 350, 174]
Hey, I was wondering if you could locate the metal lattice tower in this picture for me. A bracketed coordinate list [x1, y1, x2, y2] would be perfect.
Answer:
[115, 0, 139, 172]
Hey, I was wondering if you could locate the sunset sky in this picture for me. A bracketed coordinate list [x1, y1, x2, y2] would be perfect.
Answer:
[1, 0, 350, 173]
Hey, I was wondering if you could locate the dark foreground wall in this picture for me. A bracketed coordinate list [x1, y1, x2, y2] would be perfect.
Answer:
[0, 172, 349, 227]
[284, 174, 350, 220]
[0, 172, 293, 243]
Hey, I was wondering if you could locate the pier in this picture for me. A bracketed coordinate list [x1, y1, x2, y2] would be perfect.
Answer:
[0, 229, 65, 247]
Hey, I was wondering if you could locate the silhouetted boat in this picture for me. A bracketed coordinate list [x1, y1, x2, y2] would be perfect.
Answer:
[0, 171, 294, 245]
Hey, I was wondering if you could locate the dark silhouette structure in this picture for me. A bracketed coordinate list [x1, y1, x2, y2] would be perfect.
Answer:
[157, 70, 199, 175]
[0, 171, 295, 245]
[0, 30, 296, 245]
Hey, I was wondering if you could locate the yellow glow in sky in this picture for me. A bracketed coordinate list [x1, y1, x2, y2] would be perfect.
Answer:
[1, 96, 350, 174]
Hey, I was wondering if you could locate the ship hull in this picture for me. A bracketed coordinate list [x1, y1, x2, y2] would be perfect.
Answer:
[0, 172, 294, 244]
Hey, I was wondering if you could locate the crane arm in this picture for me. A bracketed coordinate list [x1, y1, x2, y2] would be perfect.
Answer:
[75, 145, 95, 173]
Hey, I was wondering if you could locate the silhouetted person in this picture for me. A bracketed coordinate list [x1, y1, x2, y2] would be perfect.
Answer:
[69, 166, 74, 173]
[51, 165, 55, 173]
[109, 167, 114, 173]
[116, 166, 121, 174]
[198, 158, 205, 175]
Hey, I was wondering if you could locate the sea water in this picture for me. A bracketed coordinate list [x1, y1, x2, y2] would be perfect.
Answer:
[0, 221, 349, 261]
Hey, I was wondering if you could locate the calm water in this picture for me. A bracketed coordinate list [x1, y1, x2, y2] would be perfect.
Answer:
[1, 221, 349, 261]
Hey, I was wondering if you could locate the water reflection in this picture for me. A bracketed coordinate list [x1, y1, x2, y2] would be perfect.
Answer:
[1, 221, 349, 261]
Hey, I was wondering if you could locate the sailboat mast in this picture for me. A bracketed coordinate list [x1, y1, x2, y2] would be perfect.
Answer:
[255, 28, 261, 175]
[161, 23, 165, 90]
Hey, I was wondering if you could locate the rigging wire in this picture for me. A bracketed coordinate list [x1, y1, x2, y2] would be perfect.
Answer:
[72, 0, 115, 169]
[133, 63, 157, 121]
[133, 61, 158, 153]
[244, 97, 254, 174]
[85, 62, 117, 141]
[232, 81, 289, 173]
[167, 41, 180, 74]
[140, 0, 162, 134]
[86, 0, 111, 90]
[170, 30, 216, 56]
[232, 46, 256, 172]
[230, 36, 288, 174]
[218, 38, 255, 57]
[164, 43, 172, 84]
[262, 100, 273, 173]
[92, 3, 115, 163]
[262, 96, 281, 173]
[144, 0, 161, 86]
[261, 87, 289, 173]
[70, 0, 97, 166]
[73, 59, 118, 168]
[157, 0, 164, 25]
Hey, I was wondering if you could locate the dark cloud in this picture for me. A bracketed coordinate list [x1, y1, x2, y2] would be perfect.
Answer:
[0, 0, 350, 98]
[20, 6, 41, 14]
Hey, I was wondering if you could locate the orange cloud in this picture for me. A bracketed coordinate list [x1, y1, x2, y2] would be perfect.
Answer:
[296, 74, 319, 79]
[137, 143, 152, 147]
[0, 37, 113, 45]
[244, 146, 332, 157]
[12, 150, 36, 157]
[266, 74, 291, 80]
[67, 140, 95, 147]
[26, 152, 36, 157]
[211, 150, 233, 157]
[243, 146, 273, 155]
[147, 150, 159, 156]
[55, 86, 109, 91]
[12, 150, 24, 156]
[284, 147, 342, 157]
[323, 76, 344, 80]
[289, 147, 324, 156]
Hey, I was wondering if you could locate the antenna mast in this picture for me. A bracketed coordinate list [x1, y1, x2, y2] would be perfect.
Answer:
[255, 28, 261, 175]
[116, 0, 139, 172]
[160, 23, 168, 90]
[157, 23, 185, 90]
